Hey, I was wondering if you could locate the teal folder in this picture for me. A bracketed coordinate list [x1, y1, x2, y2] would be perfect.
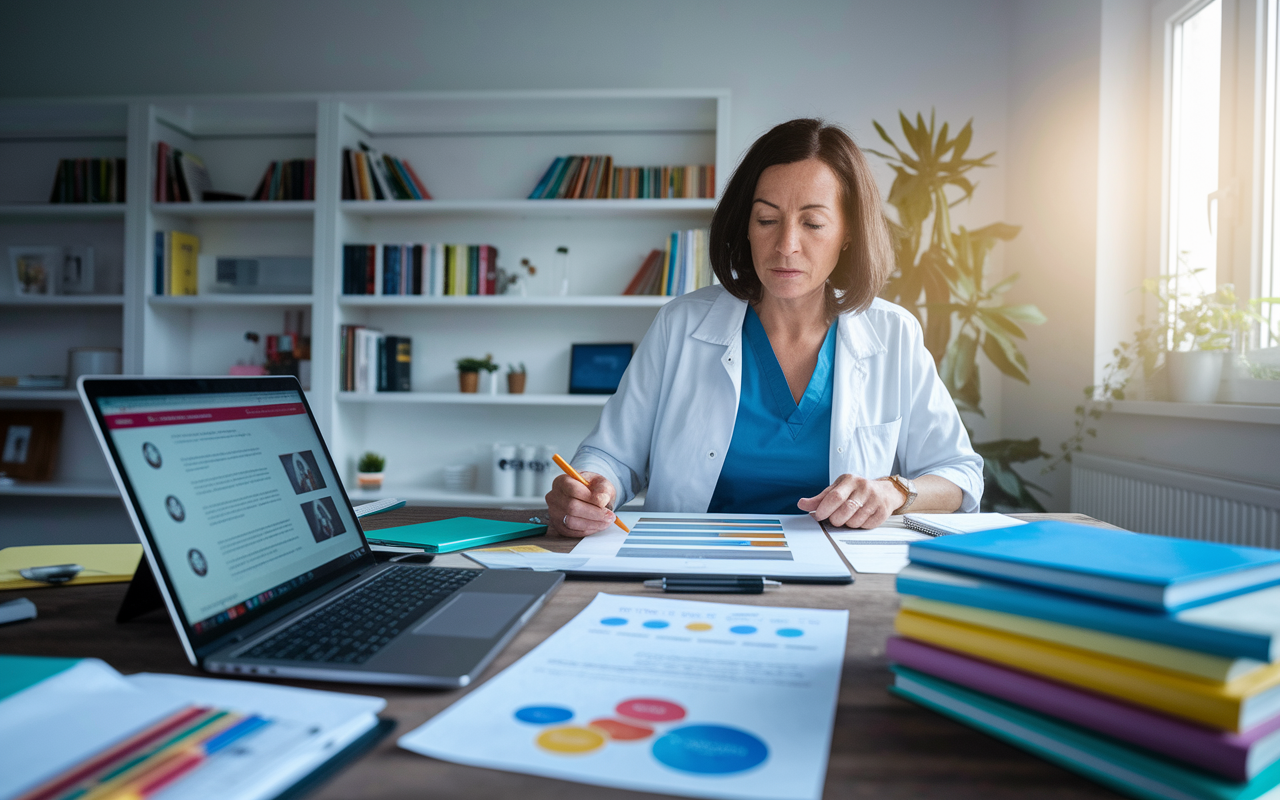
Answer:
[363, 517, 546, 554]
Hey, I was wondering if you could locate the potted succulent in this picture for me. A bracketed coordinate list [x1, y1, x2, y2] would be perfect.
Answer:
[456, 354, 498, 393]
[356, 451, 385, 489]
[507, 362, 527, 394]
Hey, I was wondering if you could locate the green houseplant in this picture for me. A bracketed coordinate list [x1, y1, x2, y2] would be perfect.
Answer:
[869, 112, 1049, 511]
[356, 451, 386, 489]
[1050, 277, 1279, 469]
[456, 354, 498, 393]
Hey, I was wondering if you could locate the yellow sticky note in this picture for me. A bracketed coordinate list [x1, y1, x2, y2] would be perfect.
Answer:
[0, 544, 142, 590]
[473, 544, 551, 554]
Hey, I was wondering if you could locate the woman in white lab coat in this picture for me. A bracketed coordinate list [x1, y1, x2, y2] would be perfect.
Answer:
[546, 119, 983, 535]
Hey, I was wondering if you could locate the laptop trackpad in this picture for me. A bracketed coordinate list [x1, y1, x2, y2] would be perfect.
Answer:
[413, 592, 533, 639]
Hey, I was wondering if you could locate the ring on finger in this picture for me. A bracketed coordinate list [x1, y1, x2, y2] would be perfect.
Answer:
[563, 514, 569, 527]
[849, 499, 863, 509]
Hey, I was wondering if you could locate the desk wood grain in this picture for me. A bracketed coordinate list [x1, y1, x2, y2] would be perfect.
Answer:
[0, 510, 1117, 799]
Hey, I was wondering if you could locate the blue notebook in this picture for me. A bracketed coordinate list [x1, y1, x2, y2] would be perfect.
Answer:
[896, 563, 1280, 662]
[891, 665, 1280, 800]
[907, 521, 1280, 611]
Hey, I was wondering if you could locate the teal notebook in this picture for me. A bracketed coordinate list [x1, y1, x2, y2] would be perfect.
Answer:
[891, 665, 1280, 800]
[363, 517, 546, 553]
[907, 521, 1280, 611]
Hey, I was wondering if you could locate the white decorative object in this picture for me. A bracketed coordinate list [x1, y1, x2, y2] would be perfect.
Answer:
[516, 444, 537, 497]
[492, 443, 518, 498]
[68, 347, 122, 381]
[9, 246, 61, 295]
[1166, 350, 1224, 404]
[532, 445, 556, 497]
[443, 464, 476, 493]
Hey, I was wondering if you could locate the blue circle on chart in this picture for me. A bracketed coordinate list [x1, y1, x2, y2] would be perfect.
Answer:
[729, 625, 757, 635]
[643, 620, 670, 629]
[652, 725, 769, 774]
[776, 628, 804, 638]
[515, 706, 574, 724]
[601, 617, 628, 626]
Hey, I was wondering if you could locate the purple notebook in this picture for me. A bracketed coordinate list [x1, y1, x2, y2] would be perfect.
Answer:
[887, 636, 1280, 782]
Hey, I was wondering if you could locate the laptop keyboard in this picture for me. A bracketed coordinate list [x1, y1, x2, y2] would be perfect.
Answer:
[241, 566, 481, 665]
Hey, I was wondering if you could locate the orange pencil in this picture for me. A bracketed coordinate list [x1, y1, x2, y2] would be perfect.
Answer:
[551, 453, 630, 533]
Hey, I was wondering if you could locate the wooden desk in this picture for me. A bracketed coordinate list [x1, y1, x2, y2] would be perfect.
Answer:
[0, 510, 1116, 799]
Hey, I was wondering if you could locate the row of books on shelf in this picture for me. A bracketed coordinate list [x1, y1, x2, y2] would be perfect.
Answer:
[152, 230, 200, 295]
[889, 520, 1280, 799]
[528, 156, 714, 199]
[154, 142, 213, 203]
[339, 326, 412, 392]
[49, 158, 127, 204]
[251, 159, 316, 201]
[623, 229, 714, 296]
[341, 145, 432, 201]
[342, 243, 498, 296]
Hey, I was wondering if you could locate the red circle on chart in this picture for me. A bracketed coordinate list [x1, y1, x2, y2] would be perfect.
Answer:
[589, 718, 655, 740]
[616, 698, 686, 722]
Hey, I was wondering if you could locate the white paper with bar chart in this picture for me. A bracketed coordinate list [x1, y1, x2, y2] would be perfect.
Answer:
[566, 513, 851, 582]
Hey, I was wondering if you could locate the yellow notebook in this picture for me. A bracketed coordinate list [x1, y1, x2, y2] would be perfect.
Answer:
[168, 231, 199, 295]
[0, 544, 142, 590]
[894, 609, 1280, 732]
[900, 595, 1266, 685]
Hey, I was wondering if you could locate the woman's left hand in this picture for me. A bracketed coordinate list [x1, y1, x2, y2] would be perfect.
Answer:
[797, 474, 901, 529]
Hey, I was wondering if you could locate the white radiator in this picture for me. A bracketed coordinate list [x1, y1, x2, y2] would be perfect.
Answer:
[1070, 452, 1280, 547]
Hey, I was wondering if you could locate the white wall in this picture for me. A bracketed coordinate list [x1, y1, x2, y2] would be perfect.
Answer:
[23, 0, 1206, 517]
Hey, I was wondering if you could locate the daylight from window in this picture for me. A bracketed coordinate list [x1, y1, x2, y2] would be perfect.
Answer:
[1166, 0, 1221, 320]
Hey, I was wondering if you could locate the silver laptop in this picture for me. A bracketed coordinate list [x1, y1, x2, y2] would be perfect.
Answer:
[79, 375, 562, 688]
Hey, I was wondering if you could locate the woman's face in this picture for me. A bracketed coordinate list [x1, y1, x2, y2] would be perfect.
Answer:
[747, 158, 849, 307]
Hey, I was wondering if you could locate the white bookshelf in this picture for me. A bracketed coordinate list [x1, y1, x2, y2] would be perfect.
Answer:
[0, 99, 131, 496]
[0, 90, 728, 502]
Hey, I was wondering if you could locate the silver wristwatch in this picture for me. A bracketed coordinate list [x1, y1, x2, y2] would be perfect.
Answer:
[882, 474, 918, 513]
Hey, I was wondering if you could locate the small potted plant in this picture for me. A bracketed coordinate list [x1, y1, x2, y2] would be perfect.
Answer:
[507, 362, 527, 394]
[356, 451, 386, 489]
[456, 354, 498, 393]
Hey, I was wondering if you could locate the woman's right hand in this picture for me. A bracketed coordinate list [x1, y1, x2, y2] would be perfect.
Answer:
[546, 471, 618, 538]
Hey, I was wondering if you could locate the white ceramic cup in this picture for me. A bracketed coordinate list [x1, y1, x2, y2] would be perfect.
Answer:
[516, 444, 538, 497]
[492, 443, 518, 498]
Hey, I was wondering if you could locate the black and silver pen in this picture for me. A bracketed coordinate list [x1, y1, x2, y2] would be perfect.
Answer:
[642, 576, 782, 594]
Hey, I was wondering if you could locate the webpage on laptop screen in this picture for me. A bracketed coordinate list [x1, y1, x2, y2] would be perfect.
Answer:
[96, 390, 363, 634]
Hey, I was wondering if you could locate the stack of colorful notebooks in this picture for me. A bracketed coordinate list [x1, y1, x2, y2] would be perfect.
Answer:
[889, 520, 1280, 800]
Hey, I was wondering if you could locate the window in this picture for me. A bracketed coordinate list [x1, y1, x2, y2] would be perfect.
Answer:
[1155, 0, 1280, 348]
[1166, 0, 1221, 302]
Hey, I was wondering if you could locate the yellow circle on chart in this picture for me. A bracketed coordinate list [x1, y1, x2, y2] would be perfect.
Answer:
[536, 726, 607, 754]
[685, 622, 713, 632]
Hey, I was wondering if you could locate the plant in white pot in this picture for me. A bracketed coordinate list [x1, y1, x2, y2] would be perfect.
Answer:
[356, 451, 386, 490]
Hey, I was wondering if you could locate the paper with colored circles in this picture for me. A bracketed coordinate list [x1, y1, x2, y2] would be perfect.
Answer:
[398, 593, 848, 800]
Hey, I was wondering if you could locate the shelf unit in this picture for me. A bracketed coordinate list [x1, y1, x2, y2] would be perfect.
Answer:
[0, 99, 132, 496]
[1, 90, 728, 503]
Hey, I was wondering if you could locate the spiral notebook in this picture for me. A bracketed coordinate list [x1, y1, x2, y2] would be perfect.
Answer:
[902, 513, 1026, 537]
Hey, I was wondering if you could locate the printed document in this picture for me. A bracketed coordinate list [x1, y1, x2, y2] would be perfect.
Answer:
[399, 593, 848, 800]
[565, 512, 850, 581]
[826, 518, 929, 574]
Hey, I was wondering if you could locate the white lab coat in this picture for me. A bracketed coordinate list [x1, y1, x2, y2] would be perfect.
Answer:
[573, 285, 984, 513]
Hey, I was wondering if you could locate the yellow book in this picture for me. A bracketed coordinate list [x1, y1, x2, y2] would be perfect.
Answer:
[168, 231, 199, 295]
[900, 595, 1267, 684]
[0, 544, 142, 590]
[894, 608, 1280, 731]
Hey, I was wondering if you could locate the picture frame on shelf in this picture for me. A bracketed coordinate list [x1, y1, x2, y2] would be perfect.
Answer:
[9, 246, 62, 296]
[59, 246, 95, 295]
[0, 409, 63, 482]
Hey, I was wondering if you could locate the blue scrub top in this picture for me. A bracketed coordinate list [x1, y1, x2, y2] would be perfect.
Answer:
[707, 306, 836, 515]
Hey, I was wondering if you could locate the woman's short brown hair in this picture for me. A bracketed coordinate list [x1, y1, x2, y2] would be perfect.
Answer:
[709, 118, 893, 315]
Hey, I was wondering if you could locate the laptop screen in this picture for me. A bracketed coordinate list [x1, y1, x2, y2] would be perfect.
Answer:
[91, 383, 368, 644]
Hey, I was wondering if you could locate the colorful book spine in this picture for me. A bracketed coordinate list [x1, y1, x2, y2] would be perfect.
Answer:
[896, 563, 1280, 662]
[891, 666, 1280, 800]
[894, 608, 1280, 731]
[888, 636, 1280, 782]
